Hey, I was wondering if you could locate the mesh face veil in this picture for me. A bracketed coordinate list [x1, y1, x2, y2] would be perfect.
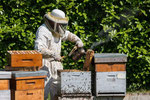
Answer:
[55, 23, 68, 37]
[43, 9, 69, 37]
[44, 17, 68, 37]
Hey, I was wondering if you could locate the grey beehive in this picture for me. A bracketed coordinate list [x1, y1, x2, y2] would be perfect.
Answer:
[93, 53, 127, 97]
[59, 70, 92, 96]
[95, 71, 126, 96]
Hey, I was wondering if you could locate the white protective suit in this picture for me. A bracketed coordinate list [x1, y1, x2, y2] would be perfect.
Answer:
[34, 24, 83, 100]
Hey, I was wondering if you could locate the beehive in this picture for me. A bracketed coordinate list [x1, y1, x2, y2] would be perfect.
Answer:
[94, 53, 127, 96]
[94, 53, 127, 72]
[58, 70, 92, 96]
[0, 71, 11, 100]
[11, 70, 47, 100]
[7, 50, 42, 67]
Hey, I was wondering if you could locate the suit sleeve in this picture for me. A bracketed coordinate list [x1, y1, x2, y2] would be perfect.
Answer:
[63, 31, 84, 48]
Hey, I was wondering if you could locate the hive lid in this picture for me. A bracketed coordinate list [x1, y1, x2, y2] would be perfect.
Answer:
[12, 70, 47, 78]
[7, 50, 41, 55]
[0, 71, 12, 79]
[94, 53, 127, 63]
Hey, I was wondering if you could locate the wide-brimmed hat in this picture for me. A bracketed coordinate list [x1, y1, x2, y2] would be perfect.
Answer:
[44, 9, 69, 24]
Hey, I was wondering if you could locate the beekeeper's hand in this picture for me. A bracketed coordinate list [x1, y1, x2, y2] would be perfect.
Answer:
[54, 55, 62, 62]
[76, 41, 84, 48]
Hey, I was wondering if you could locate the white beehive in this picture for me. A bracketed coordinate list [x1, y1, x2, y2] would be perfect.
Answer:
[94, 53, 127, 96]
[95, 71, 126, 96]
[59, 70, 91, 96]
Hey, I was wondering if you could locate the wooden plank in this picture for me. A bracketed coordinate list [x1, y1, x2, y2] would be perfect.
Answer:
[95, 96, 124, 100]
[11, 79, 44, 90]
[11, 54, 42, 67]
[14, 76, 46, 80]
[12, 89, 44, 100]
[58, 96, 93, 100]
[95, 64, 126, 72]
[15, 76, 47, 80]
[94, 53, 127, 63]
[7, 50, 42, 67]
[0, 90, 11, 100]
[0, 80, 9, 90]
[83, 49, 94, 71]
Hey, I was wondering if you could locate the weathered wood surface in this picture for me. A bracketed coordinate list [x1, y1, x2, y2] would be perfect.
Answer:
[7, 50, 42, 67]
[11, 71, 46, 100]
[58, 96, 93, 100]
[60, 71, 91, 95]
[95, 71, 126, 96]
[12, 70, 47, 78]
[11, 89, 44, 100]
[0, 90, 11, 100]
[14, 76, 47, 80]
[0, 80, 9, 90]
[95, 64, 126, 72]
[83, 49, 94, 71]
[0, 71, 11, 79]
[94, 53, 127, 63]
[11, 79, 44, 90]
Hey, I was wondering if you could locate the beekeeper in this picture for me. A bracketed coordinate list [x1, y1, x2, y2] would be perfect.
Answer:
[34, 9, 84, 100]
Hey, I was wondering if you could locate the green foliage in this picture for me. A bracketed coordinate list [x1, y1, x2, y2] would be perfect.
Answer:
[0, 0, 150, 91]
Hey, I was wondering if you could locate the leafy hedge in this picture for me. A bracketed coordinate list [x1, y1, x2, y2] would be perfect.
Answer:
[0, 0, 150, 91]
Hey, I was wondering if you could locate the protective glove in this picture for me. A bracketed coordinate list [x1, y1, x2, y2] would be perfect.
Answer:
[76, 41, 84, 48]
[54, 55, 62, 62]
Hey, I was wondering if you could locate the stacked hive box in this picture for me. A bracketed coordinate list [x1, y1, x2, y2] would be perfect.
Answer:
[4, 50, 47, 100]
[0, 71, 11, 100]
[11, 70, 47, 100]
[93, 53, 127, 100]
[58, 70, 93, 100]
[6, 50, 42, 71]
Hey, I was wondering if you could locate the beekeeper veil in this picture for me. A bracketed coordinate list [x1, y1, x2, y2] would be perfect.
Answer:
[43, 9, 68, 37]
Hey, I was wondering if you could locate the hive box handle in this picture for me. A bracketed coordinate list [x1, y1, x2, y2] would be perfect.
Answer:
[22, 59, 33, 62]
[27, 93, 33, 95]
[26, 82, 35, 85]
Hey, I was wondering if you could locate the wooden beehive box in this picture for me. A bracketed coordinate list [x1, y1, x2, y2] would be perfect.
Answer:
[0, 71, 12, 100]
[11, 70, 47, 100]
[7, 50, 42, 67]
[94, 53, 127, 72]
[93, 53, 127, 96]
[58, 70, 92, 96]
